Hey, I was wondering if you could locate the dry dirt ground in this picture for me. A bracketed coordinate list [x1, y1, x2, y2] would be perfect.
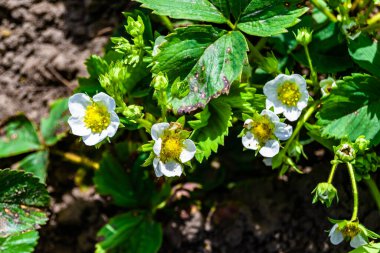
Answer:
[1, 1, 379, 253]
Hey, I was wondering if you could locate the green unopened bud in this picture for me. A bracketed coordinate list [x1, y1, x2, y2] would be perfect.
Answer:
[295, 27, 313, 46]
[260, 53, 279, 74]
[335, 143, 356, 162]
[152, 73, 168, 90]
[122, 105, 143, 123]
[126, 16, 144, 38]
[354, 135, 370, 153]
[312, 182, 338, 208]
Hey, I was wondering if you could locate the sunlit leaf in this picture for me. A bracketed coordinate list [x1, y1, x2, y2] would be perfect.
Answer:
[0, 230, 39, 253]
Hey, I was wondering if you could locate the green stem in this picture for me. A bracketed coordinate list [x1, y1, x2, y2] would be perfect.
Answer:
[51, 150, 100, 170]
[246, 38, 265, 64]
[364, 178, 380, 211]
[310, 0, 338, 23]
[282, 101, 319, 155]
[303, 45, 318, 87]
[158, 16, 174, 32]
[347, 163, 359, 221]
[327, 163, 338, 184]
[226, 20, 235, 30]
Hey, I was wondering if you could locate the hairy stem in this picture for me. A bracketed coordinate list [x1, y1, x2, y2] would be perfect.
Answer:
[327, 163, 338, 184]
[310, 0, 337, 23]
[364, 178, 380, 211]
[347, 163, 359, 221]
[282, 101, 319, 155]
[51, 150, 100, 170]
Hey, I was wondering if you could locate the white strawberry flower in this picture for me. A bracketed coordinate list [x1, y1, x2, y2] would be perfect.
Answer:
[242, 109, 292, 158]
[329, 223, 367, 248]
[264, 74, 309, 121]
[68, 92, 120, 146]
[151, 122, 196, 177]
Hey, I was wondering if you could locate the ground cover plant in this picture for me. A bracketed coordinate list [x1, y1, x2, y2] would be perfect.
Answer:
[1, 0, 380, 252]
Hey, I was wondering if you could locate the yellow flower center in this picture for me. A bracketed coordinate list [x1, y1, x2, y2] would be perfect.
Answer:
[342, 223, 360, 238]
[277, 81, 301, 106]
[83, 102, 111, 133]
[160, 136, 183, 162]
[250, 115, 275, 144]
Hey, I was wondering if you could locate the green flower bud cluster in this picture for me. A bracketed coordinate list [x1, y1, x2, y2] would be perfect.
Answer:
[354, 152, 380, 181]
[295, 27, 313, 46]
[312, 182, 338, 208]
[122, 105, 144, 124]
[111, 16, 145, 66]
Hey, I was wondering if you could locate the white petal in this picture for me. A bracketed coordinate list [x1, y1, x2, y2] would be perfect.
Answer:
[275, 122, 293, 140]
[296, 89, 309, 110]
[68, 117, 91, 136]
[266, 99, 284, 114]
[261, 109, 279, 123]
[151, 123, 170, 141]
[244, 119, 253, 129]
[180, 139, 196, 163]
[329, 224, 344, 245]
[153, 138, 162, 156]
[82, 131, 108, 146]
[242, 132, 259, 150]
[283, 107, 302, 122]
[263, 158, 272, 166]
[350, 234, 367, 248]
[68, 93, 91, 117]
[153, 158, 163, 177]
[93, 92, 116, 111]
[159, 160, 183, 177]
[106, 112, 120, 138]
[259, 139, 279, 157]
[290, 74, 307, 90]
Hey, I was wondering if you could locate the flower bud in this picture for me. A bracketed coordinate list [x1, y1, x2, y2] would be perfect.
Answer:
[354, 135, 370, 153]
[260, 53, 279, 75]
[122, 105, 143, 123]
[335, 143, 356, 163]
[320, 77, 336, 97]
[152, 73, 168, 90]
[312, 182, 338, 207]
[295, 27, 313, 46]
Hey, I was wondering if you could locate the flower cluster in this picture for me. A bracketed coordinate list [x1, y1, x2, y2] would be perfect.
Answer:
[242, 74, 309, 158]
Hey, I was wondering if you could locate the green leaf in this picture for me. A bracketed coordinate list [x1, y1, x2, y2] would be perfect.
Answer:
[40, 98, 69, 146]
[0, 230, 39, 253]
[216, 83, 256, 113]
[94, 153, 155, 208]
[96, 212, 162, 253]
[135, 0, 228, 23]
[349, 243, 380, 253]
[237, 0, 308, 37]
[77, 55, 108, 96]
[348, 34, 380, 78]
[153, 25, 226, 81]
[0, 169, 49, 236]
[170, 31, 248, 113]
[17, 151, 49, 184]
[229, 0, 251, 20]
[317, 74, 380, 146]
[192, 100, 232, 163]
[0, 116, 42, 159]
[209, 0, 229, 18]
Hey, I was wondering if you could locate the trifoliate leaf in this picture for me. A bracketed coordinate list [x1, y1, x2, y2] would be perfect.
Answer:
[40, 98, 69, 146]
[0, 169, 49, 236]
[191, 100, 233, 163]
[317, 74, 380, 146]
[0, 230, 39, 253]
[348, 34, 380, 79]
[167, 30, 248, 113]
[236, 0, 308, 37]
[96, 212, 162, 253]
[0, 116, 42, 159]
[135, 0, 228, 24]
